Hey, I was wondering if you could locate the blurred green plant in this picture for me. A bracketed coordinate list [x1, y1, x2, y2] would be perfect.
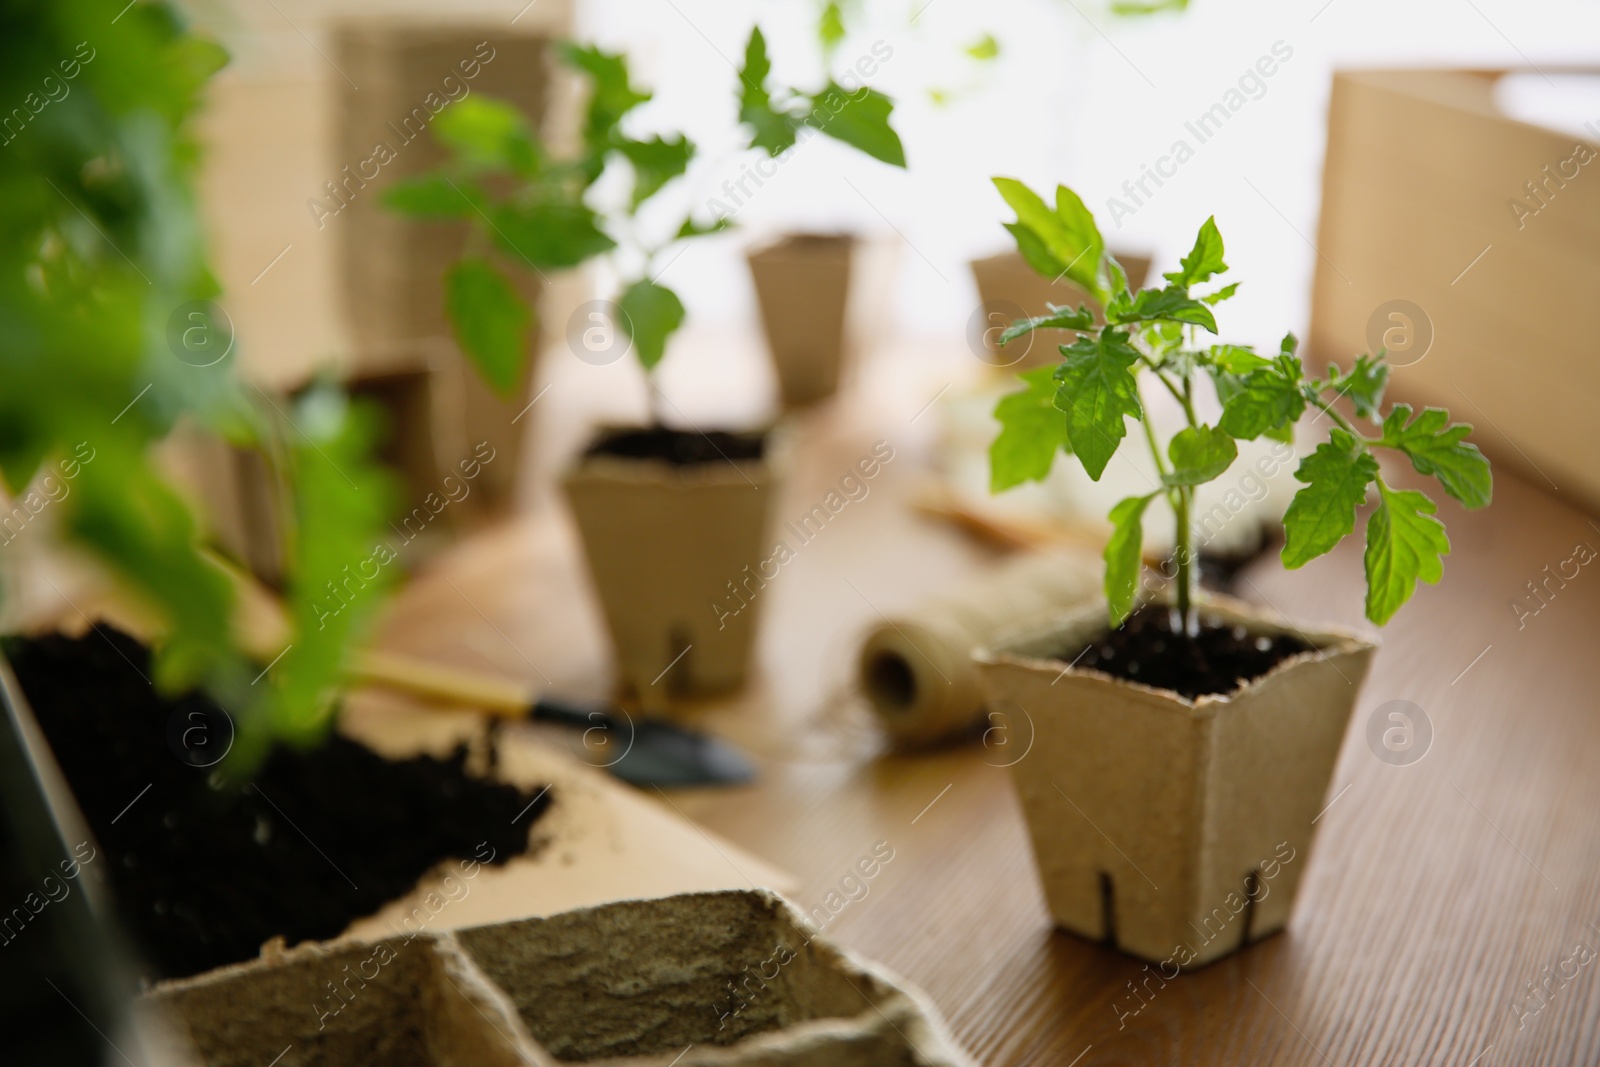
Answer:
[385, 45, 710, 391]
[737, 26, 906, 167]
[1108, 0, 1191, 15]
[987, 178, 1492, 629]
[818, 1, 852, 55]
[387, 38, 904, 395]
[0, 1, 396, 762]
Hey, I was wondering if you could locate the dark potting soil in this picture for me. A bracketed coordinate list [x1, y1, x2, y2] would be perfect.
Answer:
[6, 626, 552, 980]
[586, 426, 766, 467]
[1061, 605, 1313, 700]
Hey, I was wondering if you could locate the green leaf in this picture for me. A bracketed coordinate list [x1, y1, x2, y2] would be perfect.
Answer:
[1264, 421, 1296, 444]
[998, 303, 1096, 345]
[268, 389, 399, 741]
[1053, 330, 1142, 481]
[804, 84, 907, 166]
[1281, 428, 1379, 568]
[1201, 281, 1240, 306]
[446, 258, 531, 395]
[1219, 355, 1305, 440]
[1379, 404, 1493, 509]
[1163, 424, 1237, 487]
[1004, 222, 1068, 280]
[1138, 320, 1185, 359]
[618, 279, 686, 370]
[1111, 0, 1190, 14]
[740, 24, 773, 91]
[614, 135, 695, 207]
[1207, 343, 1269, 374]
[1105, 494, 1155, 627]
[1323, 354, 1388, 421]
[560, 43, 651, 149]
[382, 174, 483, 218]
[1364, 481, 1450, 624]
[490, 199, 615, 269]
[431, 96, 540, 174]
[1163, 216, 1227, 288]
[1108, 284, 1217, 332]
[966, 34, 1000, 60]
[739, 28, 801, 156]
[819, 2, 847, 51]
[990, 367, 1073, 491]
[1206, 344, 1265, 411]
[992, 178, 1105, 299]
[1105, 254, 1131, 300]
[0, 437, 48, 495]
[677, 216, 732, 239]
[65, 441, 239, 694]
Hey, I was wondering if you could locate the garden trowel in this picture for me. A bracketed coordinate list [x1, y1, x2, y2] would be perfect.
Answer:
[348, 651, 754, 788]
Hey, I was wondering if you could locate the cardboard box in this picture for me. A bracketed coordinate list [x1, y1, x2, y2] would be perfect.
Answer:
[975, 594, 1375, 966]
[969, 249, 1152, 369]
[143, 890, 975, 1067]
[1310, 69, 1600, 508]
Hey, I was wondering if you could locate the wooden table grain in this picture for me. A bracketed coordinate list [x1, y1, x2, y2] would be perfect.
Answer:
[374, 342, 1600, 1067]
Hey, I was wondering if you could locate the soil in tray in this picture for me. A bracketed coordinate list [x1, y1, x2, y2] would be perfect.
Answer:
[586, 426, 765, 467]
[1060, 605, 1313, 700]
[7, 625, 553, 980]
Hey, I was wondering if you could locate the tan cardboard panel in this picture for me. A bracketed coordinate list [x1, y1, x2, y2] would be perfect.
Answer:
[1311, 68, 1600, 508]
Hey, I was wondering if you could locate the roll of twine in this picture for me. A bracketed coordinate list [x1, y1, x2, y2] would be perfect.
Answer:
[857, 551, 1101, 748]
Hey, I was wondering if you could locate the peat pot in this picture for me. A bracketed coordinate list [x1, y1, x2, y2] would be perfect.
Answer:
[747, 233, 855, 408]
[563, 428, 775, 709]
[142, 889, 975, 1067]
[974, 593, 1376, 967]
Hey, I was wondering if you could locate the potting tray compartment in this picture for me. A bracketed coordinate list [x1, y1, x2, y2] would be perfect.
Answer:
[143, 889, 974, 1067]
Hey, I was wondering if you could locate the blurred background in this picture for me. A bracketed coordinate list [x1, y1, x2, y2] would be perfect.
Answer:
[190, 0, 1599, 377]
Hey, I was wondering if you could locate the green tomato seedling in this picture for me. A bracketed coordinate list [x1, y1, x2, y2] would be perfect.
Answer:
[388, 36, 905, 397]
[986, 178, 1492, 631]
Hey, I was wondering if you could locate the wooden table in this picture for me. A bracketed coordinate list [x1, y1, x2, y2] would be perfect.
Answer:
[374, 338, 1600, 1066]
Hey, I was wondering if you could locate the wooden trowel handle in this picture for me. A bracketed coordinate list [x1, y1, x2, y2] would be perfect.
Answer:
[349, 650, 534, 719]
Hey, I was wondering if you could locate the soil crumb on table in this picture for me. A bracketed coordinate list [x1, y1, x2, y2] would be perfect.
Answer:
[8, 626, 553, 979]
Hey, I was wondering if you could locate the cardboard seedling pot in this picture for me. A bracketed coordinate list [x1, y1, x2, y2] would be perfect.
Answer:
[142, 890, 974, 1067]
[563, 439, 774, 709]
[974, 593, 1376, 967]
[747, 233, 855, 408]
[968, 249, 1152, 370]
